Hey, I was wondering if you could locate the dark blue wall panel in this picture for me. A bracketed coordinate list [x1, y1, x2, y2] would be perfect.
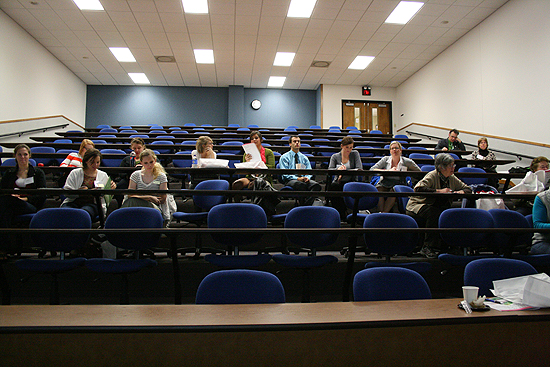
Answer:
[86, 85, 317, 129]
[86, 86, 228, 128]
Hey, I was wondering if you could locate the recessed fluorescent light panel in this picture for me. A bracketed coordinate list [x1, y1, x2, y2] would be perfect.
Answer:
[348, 56, 375, 70]
[128, 73, 150, 84]
[182, 0, 208, 14]
[73, 0, 104, 11]
[194, 49, 214, 64]
[287, 0, 317, 18]
[274, 52, 295, 67]
[268, 76, 286, 88]
[109, 47, 136, 62]
[385, 1, 424, 24]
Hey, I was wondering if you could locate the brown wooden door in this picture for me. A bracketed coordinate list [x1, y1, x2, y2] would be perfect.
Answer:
[342, 101, 391, 133]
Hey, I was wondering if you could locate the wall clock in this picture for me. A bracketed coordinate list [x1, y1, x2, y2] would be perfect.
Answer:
[251, 99, 262, 110]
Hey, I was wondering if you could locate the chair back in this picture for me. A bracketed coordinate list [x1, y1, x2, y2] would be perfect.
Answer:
[394, 134, 408, 140]
[99, 128, 117, 133]
[409, 153, 433, 167]
[100, 149, 126, 167]
[2, 158, 37, 167]
[488, 209, 532, 250]
[193, 180, 229, 210]
[284, 206, 340, 250]
[30, 146, 56, 166]
[364, 213, 418, 256]
[420, 165, 435, 172]
[150, 140, 174, 154]
[196, 270, 285, 304]
[220, 141, 243, 154]
[353, 267, 431, 301]
[53, 139, 72, 144]
[464, 258, 537, 297]
[105, 207, 164, 251]
[393, 185, 413, 214]
[439, 208, 494, 249]
[370, 130, 383, 134]
[458, 167, 488, 185]
[343, 182, 379, 212]
[30, 208, 91, 253]
[208, 203, 267, 247]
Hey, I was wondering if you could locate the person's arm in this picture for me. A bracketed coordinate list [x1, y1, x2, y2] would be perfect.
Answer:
[414, 172, 437, 192]
[328, 154, 339, 169]
[60, 153, 74, 167]
[449, 175, 472, 194]
[471, 149, 479, 160]
[351, 151, 363, 170]
[63, 169, 82, 199]
[533, 196, 550, 229]
[27, 168, 47, 209]
[403, 157, 421, 172]
[435, 139, 446, 150]
[303, 155, 313, 180]
[370, 157, 387, 171]
[280, 154, 298, 182]
[265, 149, 275, 169]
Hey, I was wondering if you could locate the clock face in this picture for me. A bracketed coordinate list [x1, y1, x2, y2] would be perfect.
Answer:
[251, 99, 261, 110]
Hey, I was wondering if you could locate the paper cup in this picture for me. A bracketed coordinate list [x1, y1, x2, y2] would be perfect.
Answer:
[462, 286, 479, 304]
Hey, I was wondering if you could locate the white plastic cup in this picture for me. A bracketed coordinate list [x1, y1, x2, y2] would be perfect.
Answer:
[462, 286, 479, 304]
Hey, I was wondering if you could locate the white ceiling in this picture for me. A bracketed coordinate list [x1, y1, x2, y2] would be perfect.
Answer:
[0, 0, 509, 89]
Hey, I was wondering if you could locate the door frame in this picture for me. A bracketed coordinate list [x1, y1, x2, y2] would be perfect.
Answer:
[341, 100, 393, 134]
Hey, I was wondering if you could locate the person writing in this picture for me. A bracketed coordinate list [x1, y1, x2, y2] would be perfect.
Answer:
[0, 144, 47, 258]
[371, 141, 420, 213]
[326, 136, 363, 220]
[406, 153, 471, 258]
[61, 148, 116, 220]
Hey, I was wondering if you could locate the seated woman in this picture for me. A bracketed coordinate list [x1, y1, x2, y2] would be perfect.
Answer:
[0, 144, 47, 258]
[370, 141, 420, 213]
[326, 136, 363, 220]
[531, 189, 550, 254]
[190, 135, 217, 189]
[232, 130, 276, 190]
[513, 156, 549, 215]
[121, 149, 168, 217]
[405, 153, 471, 258]
[114, 137, 146, 207]
[60, 139, 95, 168]
[61, 148, 116, 220]
[470, 137, 498, 188]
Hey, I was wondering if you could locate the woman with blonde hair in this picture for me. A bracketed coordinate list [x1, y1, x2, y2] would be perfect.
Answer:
[121, 149, 168, 213]
[190, 136, 217, 189]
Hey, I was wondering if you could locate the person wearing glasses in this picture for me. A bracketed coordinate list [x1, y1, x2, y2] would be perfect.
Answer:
[370, 141, 421, 213]
[406, 153, 471, 258]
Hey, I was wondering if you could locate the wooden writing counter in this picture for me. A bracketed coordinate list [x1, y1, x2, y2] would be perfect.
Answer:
[1, 299, 548, 366]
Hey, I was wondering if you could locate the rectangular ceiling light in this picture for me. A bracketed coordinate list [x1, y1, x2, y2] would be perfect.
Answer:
[287, 0, 317, 18]
[348, 56, 375, 70]
[109, 47, 136, 62]
[73, 0, 104, 11]
[194, 49, 214, 64]
[268, 76, 286, 88]
[182, 0, 208, 14]
[274, 52, 295, 67]
[385, 1, 424, 24]
[128, 73, 150, 84]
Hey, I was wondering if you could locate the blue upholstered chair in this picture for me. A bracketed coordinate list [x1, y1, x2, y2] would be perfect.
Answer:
[15, 208, 91, 305]
[196, 269, 285, 304]
[272, 206, 340, 302]
[97, 124, 111, 129]
[363, 213, 431, 274]
[150, 140, 175, 154]
[370, 130, 383, 134]
[464, 258, 537, 297]
[172, 180, 229, 258]
[457, 167, 488, 186]
[85, 207, 163, 304]
[393, 185, 414, 214]
[2, 158, 36, 167]
[353, 267, 431, 301]
[394, 134, 409, 140]
[420, 165, 435, 172]
[53, 139, 72, 144]
[220, 140, 243, 154]
[343, 182, 379, 226]
[438, 208, 498, 272]
[30, 146, 56, 166]
[409, 153, 433, 167]
[99, 128, 117, 133]
[204, 203, 272, 268]
[100, 149, 126, 167]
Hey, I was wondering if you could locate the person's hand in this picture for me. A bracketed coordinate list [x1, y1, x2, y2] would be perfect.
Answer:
[337, 164, 346, 171]
[110, 181, 117, 189]
[390, 167, 398, 171]
[298, 177, 309, 183]
[80, 186, 88, 190]
[454, 190, 464, 194]
[442, 147, 448, 151]
[436, 188, 452, 193]
[245, 153, 252, 162]
[147, 195, 160, 205]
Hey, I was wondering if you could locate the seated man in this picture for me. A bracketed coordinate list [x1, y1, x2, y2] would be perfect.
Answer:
[435, 128, 466, 157]
[279, 135, 321, 206]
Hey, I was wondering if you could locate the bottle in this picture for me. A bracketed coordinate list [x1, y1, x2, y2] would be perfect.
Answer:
[191, 150, 198, 168]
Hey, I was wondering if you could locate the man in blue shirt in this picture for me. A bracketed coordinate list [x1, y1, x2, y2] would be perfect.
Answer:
[279, 135, 321, 206]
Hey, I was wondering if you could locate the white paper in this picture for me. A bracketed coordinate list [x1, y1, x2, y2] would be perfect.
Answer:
[242, 143, 261, 162]
[234, 161, 267, 169]
[492, 273, 550, 307]
[199, 158, 229, 168]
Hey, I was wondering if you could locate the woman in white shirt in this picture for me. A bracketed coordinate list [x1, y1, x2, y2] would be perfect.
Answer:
[190, 136, 217, 189]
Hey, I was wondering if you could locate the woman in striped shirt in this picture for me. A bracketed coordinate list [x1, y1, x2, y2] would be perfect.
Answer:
[60, 139, 95, 167]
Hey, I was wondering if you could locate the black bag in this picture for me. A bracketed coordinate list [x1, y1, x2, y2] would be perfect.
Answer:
[251, 177, 280, 218]
[509, 166, 530, 174]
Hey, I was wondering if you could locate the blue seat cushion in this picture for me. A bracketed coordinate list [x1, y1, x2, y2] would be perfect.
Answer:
[85, 258, 157, 274]
[172, 212, 208, 223]
[204, 254, 272, 268]
[272, 254, 337, 269]
[15, 258, 86, 273]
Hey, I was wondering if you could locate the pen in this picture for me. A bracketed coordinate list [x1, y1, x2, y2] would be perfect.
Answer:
[485, 298, 502, 304]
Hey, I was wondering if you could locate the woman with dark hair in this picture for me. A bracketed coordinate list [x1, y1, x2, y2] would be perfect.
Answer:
[0, 144, 47, 258]
[406, 153, 471, 258]
[326, 136, 363, 220]
[232, 130, 276, 190]
[471, 137, 498, 188]
[61, 148, 116, 220]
